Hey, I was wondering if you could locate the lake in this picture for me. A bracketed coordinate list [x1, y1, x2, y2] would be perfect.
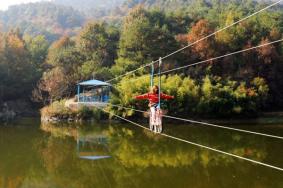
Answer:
[0, 118, 283, 188]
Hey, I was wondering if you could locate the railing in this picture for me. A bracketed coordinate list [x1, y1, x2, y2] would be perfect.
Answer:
[78, 94, 110, 103]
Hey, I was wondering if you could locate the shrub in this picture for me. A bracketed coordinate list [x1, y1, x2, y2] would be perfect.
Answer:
[110, 74, 269, 118]
[41, 100, 73, 117]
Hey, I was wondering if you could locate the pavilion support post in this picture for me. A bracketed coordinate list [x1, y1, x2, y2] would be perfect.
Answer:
[77, 85, 80, 102]
[83, 88, 85, 102]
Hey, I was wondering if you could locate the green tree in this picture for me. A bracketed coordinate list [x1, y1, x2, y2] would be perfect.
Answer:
[1, 30, 34, 100]
[77, 22, 119, 67]
[112, 6, 178, 76]
[24, 35, 49, 81]
[35, 36, 84, 102]
[76, 22, 118, 81]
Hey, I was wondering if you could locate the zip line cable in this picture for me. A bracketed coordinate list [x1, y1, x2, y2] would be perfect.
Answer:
[153, 0, 283, 62]
[91, 1, 283, 172]
[86, 39, 283, 142]
[106, 64, 149, 83]
[97, 106, 283, 172]
[157, 38, 283, 75]
[103, 40, 283, 141]
[106, 38, 283, 85]
[106, 0, 283, 83]
[107, 103, 283, 140]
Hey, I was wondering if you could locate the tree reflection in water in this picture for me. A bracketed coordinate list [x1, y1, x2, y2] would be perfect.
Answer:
[0, 119, 282, 188]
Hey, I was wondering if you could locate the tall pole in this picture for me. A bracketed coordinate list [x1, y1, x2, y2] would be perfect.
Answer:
[77, 85, 80, 102]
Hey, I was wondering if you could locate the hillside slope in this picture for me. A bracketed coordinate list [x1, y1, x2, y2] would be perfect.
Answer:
[0, 2, 85, 41]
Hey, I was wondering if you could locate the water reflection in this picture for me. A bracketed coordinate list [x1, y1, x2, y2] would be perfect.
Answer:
[0, 119, 282, 188]
[77, 128, 111, 160]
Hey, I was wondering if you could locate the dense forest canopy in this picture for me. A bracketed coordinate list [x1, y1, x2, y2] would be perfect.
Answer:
[0, 0, 283, 118]
[0, 0, 282, 41]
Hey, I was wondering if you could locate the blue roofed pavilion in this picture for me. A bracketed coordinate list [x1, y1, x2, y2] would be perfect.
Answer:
[76, 79, 111, 104]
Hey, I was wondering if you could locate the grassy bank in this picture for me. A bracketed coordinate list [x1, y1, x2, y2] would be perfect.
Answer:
[41, 100, 106, 122]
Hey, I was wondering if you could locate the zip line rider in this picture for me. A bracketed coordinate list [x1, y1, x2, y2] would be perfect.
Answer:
[134, 85, 174, 132]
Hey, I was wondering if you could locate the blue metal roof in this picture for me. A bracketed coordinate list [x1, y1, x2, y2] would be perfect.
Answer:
[78, 79, 111, 86]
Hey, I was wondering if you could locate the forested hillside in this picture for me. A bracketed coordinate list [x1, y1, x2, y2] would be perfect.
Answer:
[0, 0, 281, 41]
[53, 0, 124, 10]
[52, 0, 124, 19]
[0, 2, 85, 41]
[40, 1, 283, 118]
[0, 0, 283, 119]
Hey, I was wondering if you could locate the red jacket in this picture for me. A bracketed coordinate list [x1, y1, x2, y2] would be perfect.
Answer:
[135, 92, 174, 105]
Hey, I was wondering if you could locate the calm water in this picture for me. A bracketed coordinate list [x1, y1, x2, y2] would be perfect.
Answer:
[0, 118, 283, 188]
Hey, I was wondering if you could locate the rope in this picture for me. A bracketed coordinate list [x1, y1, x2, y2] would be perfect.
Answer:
[158, 57, 162, 108]
[107, 36, 283, 83]
[98, 106, 283, 172]
[106, 64, 149, 83]
[105, 0, 282, 83]
[108, 103, 283, 140]
[150, 63, 154, 88]
[160, 133, 283, 172]
[99, 106, 149, 130]
[158, 38, 283, 75]
[162, 114, 283, 140]
[154, 0, 283, 62]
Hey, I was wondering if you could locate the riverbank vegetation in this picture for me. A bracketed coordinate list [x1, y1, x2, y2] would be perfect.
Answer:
[1, 0, 283, 120]
[41, 100, 106, 121]
[110, 75, 269, 118]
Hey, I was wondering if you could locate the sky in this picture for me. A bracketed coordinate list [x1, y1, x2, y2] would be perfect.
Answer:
[0, 0, 49, 10]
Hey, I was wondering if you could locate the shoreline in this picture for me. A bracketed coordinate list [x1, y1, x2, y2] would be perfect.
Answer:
[17, 111, 283, 127]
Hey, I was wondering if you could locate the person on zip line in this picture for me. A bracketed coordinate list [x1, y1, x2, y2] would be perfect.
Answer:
[134, 85, 174, 133]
